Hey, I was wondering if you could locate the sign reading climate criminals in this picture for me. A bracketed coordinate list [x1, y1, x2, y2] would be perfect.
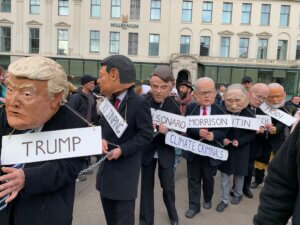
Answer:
[1, 127, 102, 165]
[259, 103, 296, 126]
[165, 132, 228, 161]
[99, 98, 128, 138]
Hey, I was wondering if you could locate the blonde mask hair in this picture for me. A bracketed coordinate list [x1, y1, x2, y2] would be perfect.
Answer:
[7, 56, 69, 103]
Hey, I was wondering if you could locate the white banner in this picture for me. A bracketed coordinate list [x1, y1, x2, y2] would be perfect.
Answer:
[99, 98, 128, 138]
[231, 115, 260, 131]
[1, 127, 102, 165]
[259, 103, 296, 126]
[165, 132, 228, 161]
[151, 109, 187, 132]
[187, 115, 232, 128]
[256, 115, 272, 126]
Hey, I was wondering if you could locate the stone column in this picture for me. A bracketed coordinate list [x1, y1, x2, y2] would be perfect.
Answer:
[44, 0, 53, 54]
[15, 0, 24, 53]
[71, 0, 82, 56]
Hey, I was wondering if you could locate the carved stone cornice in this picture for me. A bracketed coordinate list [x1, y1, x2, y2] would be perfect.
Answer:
[73, 0, 82, 5]
[26, 20, 43, 26]
[218, 30, 235, 36]
[256, 32, 272, 38]
[55, 22, 71, 27]
[0, 19, 14, 25]
[237, 31, 253, 36]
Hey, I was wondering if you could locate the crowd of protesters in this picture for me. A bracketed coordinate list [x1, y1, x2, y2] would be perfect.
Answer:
[1, 55, 300, 225]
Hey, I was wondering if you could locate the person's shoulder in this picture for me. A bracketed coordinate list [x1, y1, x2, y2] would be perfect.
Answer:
[53, 105, 88, 129]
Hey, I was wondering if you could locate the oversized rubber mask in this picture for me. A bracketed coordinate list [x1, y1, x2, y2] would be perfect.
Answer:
[266, 85, 285, 109]
[98, 55, 136, 97]
[225, 85, 249, 113]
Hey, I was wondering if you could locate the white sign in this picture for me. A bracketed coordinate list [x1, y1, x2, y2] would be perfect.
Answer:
[165, 132, 228, 161]
[99, 98, 128, 138]
[1, 127, 102, 165]
[231, 115, 260, 131]
[151, 109, 187, 132]
[256, 115, 272, 126]
[259, 103, 296, 126]
[187, 115, 232, 128]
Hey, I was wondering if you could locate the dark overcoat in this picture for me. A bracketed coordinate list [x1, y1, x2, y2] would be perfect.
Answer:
[141, 95, 181, 169]
[0, 105, 86, 225]
[219, 107, 256, 176]
[183, 102, 228, 167]
[96, 87, 153, 200]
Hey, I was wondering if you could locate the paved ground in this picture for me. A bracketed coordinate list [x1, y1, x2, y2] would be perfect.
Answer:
[73, 158, 263, 225]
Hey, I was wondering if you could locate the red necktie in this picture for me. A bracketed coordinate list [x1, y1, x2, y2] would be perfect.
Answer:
[202, 106, 207, 116]
[114, 98, 121, 110]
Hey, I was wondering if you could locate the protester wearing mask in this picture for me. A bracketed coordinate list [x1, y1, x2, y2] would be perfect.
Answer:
[251, 83, 288, 189]
[184, 77, 228, 218]
[217, 84, 256, 212]
[96, 55, 153, 225]
[140, 66, 180, 225]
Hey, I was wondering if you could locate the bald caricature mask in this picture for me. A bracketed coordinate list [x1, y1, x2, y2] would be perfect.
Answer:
[98, 55, 136, 97]
[225, 84, 249, 113]
[5, 56, 68, 130]
[266, 83, 286, 109]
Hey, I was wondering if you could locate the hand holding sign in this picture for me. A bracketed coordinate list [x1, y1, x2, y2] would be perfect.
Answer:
[158, 123, 168, 135]
[232, 140, 239, 147]
[199, 129, 214, 141]
[223, 139, 231, 146]
[107, 148, 122, 161]
[0, 167, 25, 203]
[269, 126, 277, 134]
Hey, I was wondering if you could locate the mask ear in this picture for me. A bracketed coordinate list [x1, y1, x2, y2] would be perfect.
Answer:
[50, 92, 63, 109]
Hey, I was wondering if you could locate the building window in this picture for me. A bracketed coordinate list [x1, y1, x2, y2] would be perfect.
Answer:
[149, 34, 159, 56]
[280, 5, 290, 27]
[150, 0, 161, 20]
[180, 35, 190, 54]
[58, 0, 68, 16]
[0, 27, 11, 52]
[29, 0, 40, 14]
[128, 32, 138, 55]
[260, 4, 270, 26]
[109, 32, 120, 54]
[241, 3, 251, 24]
[296, 41, 300, 60]
[257, 39, 268, 59]
[90, 30, 100, 53]
[239, 38, 249, 58]
[182, 0, 192, 22]
[29, 28, 39, 54]
[202, 1, 213, 23]
[222, 3, 232, 24]
[111, 0, 121, 18]
[200, 36, 210, 56]
[277, 40, 288, 60]
[91, 0, 101, 17]
[0, 0, 11, 12]
[220, 37, 230, 57]
[130, 0, 140, 20]
[57, 29, 68, 55]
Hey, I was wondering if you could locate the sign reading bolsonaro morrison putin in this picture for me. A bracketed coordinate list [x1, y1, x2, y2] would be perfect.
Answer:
[1, 127, 102, 165]
[165, 132, 228, 161]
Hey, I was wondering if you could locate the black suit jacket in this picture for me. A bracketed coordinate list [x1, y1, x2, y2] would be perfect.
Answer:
[141, 95, 181, 169]
[0, 105, 86, 225]
[184, 103, 228, 167]
[219, 107, 257, 176]
[96, 87, 153, 200]
[268, 106, 288, 153]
